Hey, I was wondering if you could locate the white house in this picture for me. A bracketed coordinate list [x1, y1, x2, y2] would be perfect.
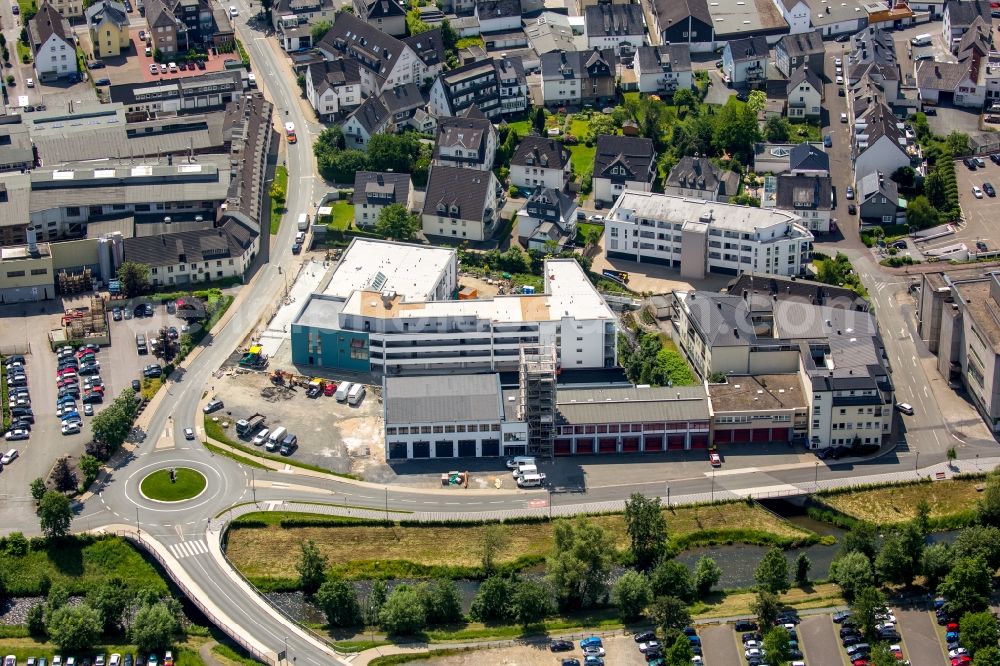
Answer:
[475, 0, 522, 32]
[421, 165, 501, 241]
[509, 136, 571, 191]
[634, 44, 692, 95]
[774, 173, 833, 233]
[305, 58, 362, 121]
[432, 110, 498, 171]
[584, 4, 645, 54]
[722, 35, 769, 87]
[852, 102, 911, 183]
[772, 0, 811, 34]
[28, 2, 76, 81]
[592, 135, 656, 205]
[663, 156, 740, 202]
[352, 172, 415, 227]
[342, 96, 390, 149]
[786, 66, 823, 119]
[517, 187, 578, 251]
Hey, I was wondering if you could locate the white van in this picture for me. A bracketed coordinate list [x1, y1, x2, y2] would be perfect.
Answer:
[253, 428, 270, 446]
[505, 455, 535, 470]
[335, 382, 353, 402]
[911, 33, 932, 46]
[513, 463, 537, 479]
[266, 426, 287, 451]
[297, 213, 309, 231]
[347, 383, 366, 405]
[517, 472, 546, 488]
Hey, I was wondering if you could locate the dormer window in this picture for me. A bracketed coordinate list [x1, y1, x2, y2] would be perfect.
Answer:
[437, 202, 447, 214]
[450, 205, 460, 216]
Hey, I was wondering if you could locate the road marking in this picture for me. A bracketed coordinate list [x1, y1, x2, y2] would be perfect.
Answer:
[167, 539, 208, 559]
[489, 501, 505, 504]
[924, 387, 930, 398]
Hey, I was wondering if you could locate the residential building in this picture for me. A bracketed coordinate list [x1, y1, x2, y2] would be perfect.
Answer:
[168, 0, 224, 48]
[110, 70, 246, 115]
[86, 0, 130, 59]
[431, 110, 497, 171]
[525, 12, 586, 55]
[509, 136, 571, 191]
[722, 35, 769, 87]
[788, 142, 830, 176]
[271, 0, 337, 31]
[605, 190, 814, 278]
[540, 48, 616, 107]
[380, 83, 435, 135]
[786, 66, 823, 119]
[797, 0, 871, 37]
[917, 59, 986, 108]
[353, 0, 406, 36]
[584, 4, 645, 54]
[517, 186, 578, 251]
[772, 0, 812, 35]
[124, 217, 259, 287]
[857, 171, 902, 225]
[342, 95, 390, 149]
[28, 2, 76, 81]
[851, 102, 911, 183]
[634, 44, 692, 95]
[290, 240, 618, 375]
[475, 0, 522, 33]
[663, 156, 740, 202]
[317, 12, 445, 96]
[145, 0, 183, 55]
[846, 26, 901, 108]
[305, 58, 363, 121]
[646, 0, 787, 50]
[352, 171, 414, 228]
[671, 275, 892, 449]
[591, 135, 656, 205]
[420, 165, 500, 241]
[428, 58, 528, 120]
[916, 268, 1000, 432]
[775, 30, 825, 78]
[943, 0, 991, 41]
[774, 173, 833, 233]
[753, 141, 827, 174]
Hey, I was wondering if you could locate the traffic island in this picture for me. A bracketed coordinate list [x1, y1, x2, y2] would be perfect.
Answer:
[140, 467, 208, 502]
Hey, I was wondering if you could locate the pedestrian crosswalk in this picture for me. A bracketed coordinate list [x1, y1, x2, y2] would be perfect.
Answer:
[167, 539, 208, 559]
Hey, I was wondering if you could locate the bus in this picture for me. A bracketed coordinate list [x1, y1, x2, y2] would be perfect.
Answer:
[284, 122, 296, 144]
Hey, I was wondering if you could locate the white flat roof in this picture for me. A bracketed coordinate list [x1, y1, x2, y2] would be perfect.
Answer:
[323, 238, 455, 302]
[608, 190, 813, 237]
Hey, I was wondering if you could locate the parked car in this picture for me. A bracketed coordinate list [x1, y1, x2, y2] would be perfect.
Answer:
[203, 399, 224, 413]
[5, 428, 29, 441]
[550, 640, 573, 652]
[895, 402, 915, 415]
[985, 182, 996, 197]
[845, 186, 855, 200]
[973, 185, 984, 198]
[634, 631, 657, 642]
[1, 449, 18, 464]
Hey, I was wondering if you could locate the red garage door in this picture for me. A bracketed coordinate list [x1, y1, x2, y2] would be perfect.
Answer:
[714, 430, 732, 444]
[667, 434, 686, 450]
[555, 439, 572, 456]
[751, 428, 770, 443]
[772, 428, 790, 442]
[622, 437, 641, 453]
[642, 435, 663, 452]
[733, 429, 752, 443]
[575, 438, 595, 454]
[599, 437, 619, 453]
[690, 433, 709, 448]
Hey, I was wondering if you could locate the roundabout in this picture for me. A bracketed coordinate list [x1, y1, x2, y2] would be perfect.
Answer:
[139, 467, 208, 503]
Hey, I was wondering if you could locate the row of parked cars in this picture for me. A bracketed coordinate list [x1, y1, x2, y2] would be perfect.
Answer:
[550, 629, 702, 666]
[833, 607, 905, 666]
[4, 651, 175, 666]
[932, 598, 971, 666]
[55, 344, 105, 436]
[5, 354, 32, 443]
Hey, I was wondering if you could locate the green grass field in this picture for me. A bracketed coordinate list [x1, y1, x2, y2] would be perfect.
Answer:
[324, 200, 354, 231]
[568, 144, 596, 177]
[270, 166, 288, 234]
[140, 468, 207, 502]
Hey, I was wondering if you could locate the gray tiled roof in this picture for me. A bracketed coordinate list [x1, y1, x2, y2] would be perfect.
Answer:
[775, 174, 832, 211]
[348, 95, 389, 135]
[635, 45, 691, 74]
[421, 164, 494, 220]
[556, 385, 710, 425]
[944, 0, 992, 27]
[355, 0, 405, 20]
[380, 82, 424, 114]
[475, 0, 521, 19]
[788, 143, 829, 173]
[510, 136, 568, 170]
[351, 171, 411, 206]
[308, 58, 362, 97]
[122, 218, 257, 267]
[787, 65, 822, 96]
[85, 0, 128, 28]
[727, 35, 769, 62]
[434, 114, 492, 163]
[585, 3, 644, 37]
[593, 135, 655, 181]
[650, 0, 711, 32]
[778, 30, 824, 58]
[665, 156, 726, 193]
[540, 49, 614, 82]
[29, 2, 72, 48]
[385, 374, 502, 424]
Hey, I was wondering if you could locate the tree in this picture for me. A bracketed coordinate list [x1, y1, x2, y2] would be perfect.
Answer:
[624, 493, 668, 570]
[50, 457, 76, 492]
[952, 526, 1000, 570]
[374, 203, 421, 241]
[88, 577, 131, 633]
[764, 115, 791, 142]
[840, 522, 878, 560]
[960, 610, 999, 657]
[974, 646, 1000, 666]
[874, 530, 916, 586]
[362, 580, 388, 626]
[694, 556, 722, 596]
[762, 627, 792, 666]
[587, 113, 618, 141]
[367, 133, 421, 175]
[296, 539, 328, 595]
[47, 605, 102, 652]
[612, 571, 652, 622]
[650, 559, 695, 604]
[79, 455, 100, 489]
[510, 579, 555, 626]
[130, 602, 179, 654]
[440, 18, 457, 54]
[318, 148, 369, 184]
[946, 131, 970, 154]
[746, 90, 767, 116]
[850, 586, 885, 641]
[30, 478, 46, 503]
[921, 542, 952, 589]
[310, 20, 332, 41]
[4, 531, 28, 557]
[672, 88, 696, 112]
[905, 195, 939, 230]
[830, 551, 873, 602]
[924, 168, 948, 210]
[750, 590, 780, 630]
[546, 518, 616, 610]
[649, 595, 691, 634]
[116, 262, 150, 298]
[26, 602, 46, 637]
[38, 491, 72, 539]
[90, 389, 141, 459]
[532, 107, 546, 135]
[315, 578, 361, 627]
[755, 547, 789, 595]
[979, 472, 1000, 526]
[915, 499, 931, 537]
[794, 553, 811, 586]
[938, 557, 993, 616]
[469, 575, 514, 623]
[479, 524, 507, 576]
[379, 584, 427, 635]
[665, 633, 694, 666]
[420, 579, 463, 625]
[713, 99, 759, 161]
[406, 7, 431, 34]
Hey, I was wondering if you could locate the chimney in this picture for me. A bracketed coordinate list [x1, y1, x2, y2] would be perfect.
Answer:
[26, 227, 38, 254]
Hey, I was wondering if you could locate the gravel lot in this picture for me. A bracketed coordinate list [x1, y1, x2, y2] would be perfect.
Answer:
[422, 635, 649, 666]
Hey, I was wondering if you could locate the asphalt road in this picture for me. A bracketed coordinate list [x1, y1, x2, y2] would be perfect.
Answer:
[799, 614, 842, 666]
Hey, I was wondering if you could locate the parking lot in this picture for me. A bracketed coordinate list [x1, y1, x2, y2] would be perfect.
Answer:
[421, 634, 662, 666]
[207, 367, 383, 477]
[939, 157, 1000, 255]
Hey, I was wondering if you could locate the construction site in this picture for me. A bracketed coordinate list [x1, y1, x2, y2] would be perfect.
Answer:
[49, 295, 110, 349]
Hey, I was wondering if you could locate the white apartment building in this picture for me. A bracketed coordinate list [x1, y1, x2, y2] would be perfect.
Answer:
[605, 191, 814, 280]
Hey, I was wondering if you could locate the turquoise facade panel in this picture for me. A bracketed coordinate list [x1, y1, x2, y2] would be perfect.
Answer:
[291, 324, 371, 372]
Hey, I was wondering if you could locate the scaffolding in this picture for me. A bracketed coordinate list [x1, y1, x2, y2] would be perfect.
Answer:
[518, 345, 556, 459]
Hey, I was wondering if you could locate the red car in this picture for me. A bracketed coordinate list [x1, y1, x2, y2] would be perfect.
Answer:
[324, 382, 337, 396]
[853, 659, 868, 666]
[953, 657, 972, 666]
[947, 623, 960, 632]
[710, 451, 722, 466]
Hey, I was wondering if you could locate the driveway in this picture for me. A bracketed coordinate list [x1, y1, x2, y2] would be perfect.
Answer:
[799, 613, 843, 666]
[896, 609, 947, 666]
[700, 624, 740, 666]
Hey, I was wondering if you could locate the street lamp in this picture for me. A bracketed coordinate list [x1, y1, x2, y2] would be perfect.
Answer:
[665, 482, 670, 508]
[915, 451, 920, 473]
[711, 469, 715, 502]
[815, 461, 819, 488]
